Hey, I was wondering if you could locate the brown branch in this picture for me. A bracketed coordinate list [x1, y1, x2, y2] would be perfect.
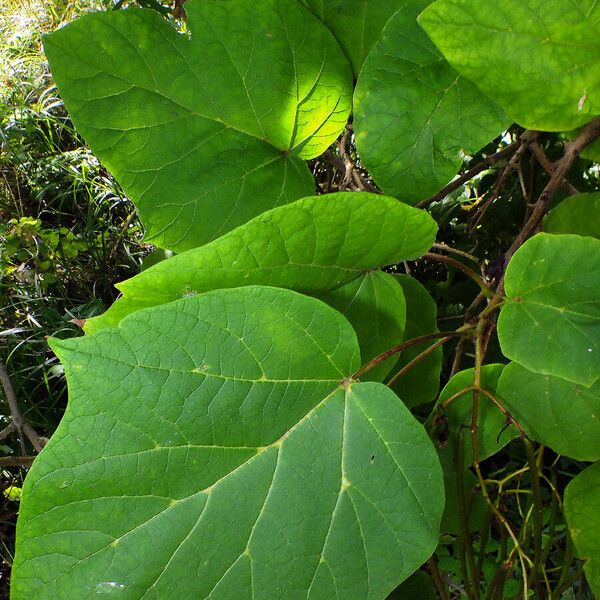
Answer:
[469, 137, 535, 231]
[530, 143, 579, 196]
[386, 336, 454, 388]
[503, 116, 600, 268]
[0, 361, 45, 454]
[423, 252, 493, 297]
[351, 330, 469, 380]
[0, 456, 35, 467]
[416, 141, 521, 208]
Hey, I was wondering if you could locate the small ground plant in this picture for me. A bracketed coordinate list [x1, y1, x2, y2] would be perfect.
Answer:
[4, 0, 600, 598]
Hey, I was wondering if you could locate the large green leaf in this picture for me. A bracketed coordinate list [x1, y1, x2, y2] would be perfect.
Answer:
[44, 0, 353, 251]
[353, 0, 508, 203]
[544, 192, 600, 238]
[419, 0, 600, 131]
[386, 274, 442, 408]
[321, 271, 406, 382]
[498, 233, 600, 386]
[564, 462, 600, 596]
[497, 362, 600, 461]
[13, 286, 444, 599]
[85, 192, 437, 333]
[299, 0, 405, 75]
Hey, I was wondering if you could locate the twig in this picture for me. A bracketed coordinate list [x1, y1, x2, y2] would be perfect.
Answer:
[469, 137, 534, 231]
[432, 242, 480, 264]
[427, 557, 450, 600]
[351, 330, 470, 380]
[423, 252, 493, 297]
[386, 336, 454, 388]
[0, 455, 35, 467]
[417, 142, 521, 208]
[503, 116, 600, 268]
[0, 361, 45, 454]
[530, 142, 579, 196]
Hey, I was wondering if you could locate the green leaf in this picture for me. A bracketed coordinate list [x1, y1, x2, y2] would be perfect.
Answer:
[353, 0, 509, 203]
[13, 286, 444, 599]
[497, 362, 600, 461]
[386, 274, 442, 408]
[84, 192, 437, 333]
[544, 192, 600, 238]
[564, 461, 600, 596]
[419, 0, 600, 131]
[581, 136, 600, 162]
[498, 233, 600, 386]
[299, 0, 405, 75]
[43, 0, 353, 251]
[435, 365, 516, 467]
[321, 271, 406, 382]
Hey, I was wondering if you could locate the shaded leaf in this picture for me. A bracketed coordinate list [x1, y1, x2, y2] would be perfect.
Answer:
[498, 233, 600, 386]
[322, 271, 406, 382]
[13, 286, 444, 599]
[420, 0, 600, 131]
[544, 192, 600, 239]
[386, 570, 437, 599]
[44, 0, 353, 251]
[386, 274, 442, 408]
[354, 0, 508, 202]
[85, 192, 437, 333]
[564, 461, 600, 596]
[498, 362, 600, 461]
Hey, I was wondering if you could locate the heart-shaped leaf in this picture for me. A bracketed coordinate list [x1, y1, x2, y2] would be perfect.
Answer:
[544, 192, 600, 239]
[498, 362, 600, 461]
[354, 0, 509, 202]
[420, 0, 600, 131]
[498, 233, 600, 386]
[12, 286, 444, 599]
[564, 461, 600, 596]
[44, 0, 353, 251]
[300, 0, 405, 75]
[84, 192, 437, 333]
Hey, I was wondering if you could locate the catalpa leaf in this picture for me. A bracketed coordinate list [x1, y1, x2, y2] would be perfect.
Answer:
[419, 0, 600, 131]
[322, 271, 407, 382]
[544, 192, 600, 239]
[498, 362, 600, 461]
[564, 462, 600, 596]
[44, 0, 353, 251]
[84, 192, 437, 333]
[498, 233, 600, 386]
[386, 274, 442, 408]
[299, 0, 406, 75]
[353, 0, 509, 202]
[12, 286, 444, 599]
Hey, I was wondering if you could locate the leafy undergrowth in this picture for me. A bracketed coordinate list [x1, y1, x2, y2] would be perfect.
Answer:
[0, 1, 150, 593]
